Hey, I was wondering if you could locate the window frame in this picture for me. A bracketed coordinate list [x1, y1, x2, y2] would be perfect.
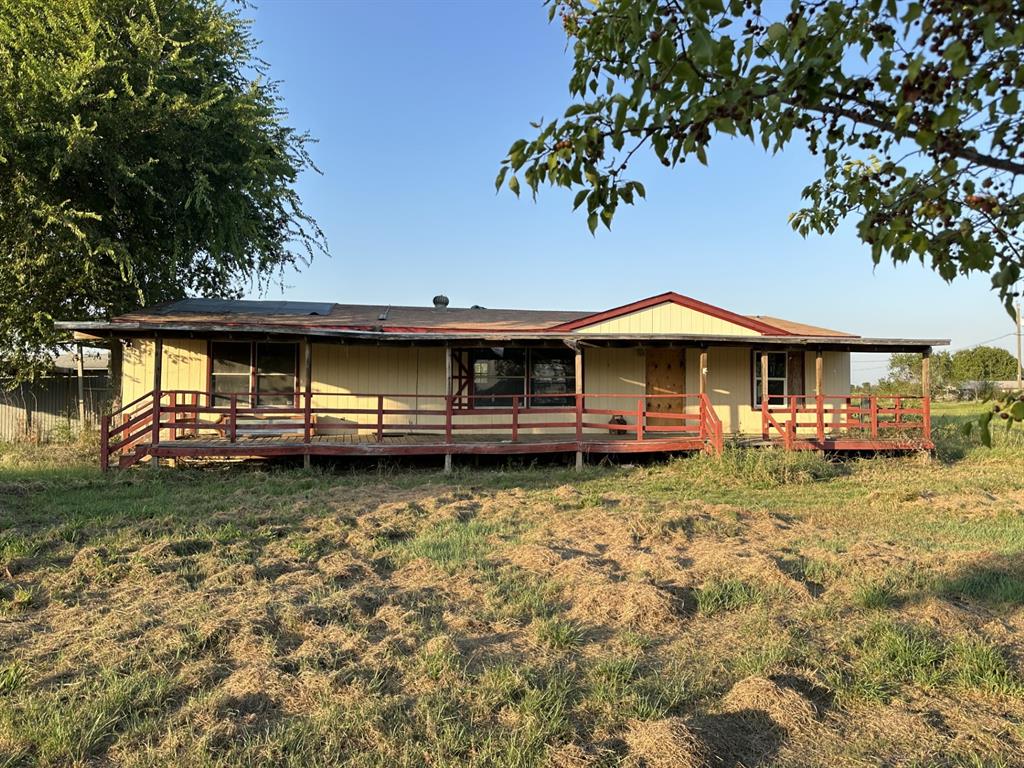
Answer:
[208, 340, 300, 408]
[460, 347, 577, 409]
[752, 350, 788, 408]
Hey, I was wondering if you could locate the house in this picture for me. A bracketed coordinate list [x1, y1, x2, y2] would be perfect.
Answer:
[57, 292, 948, 470]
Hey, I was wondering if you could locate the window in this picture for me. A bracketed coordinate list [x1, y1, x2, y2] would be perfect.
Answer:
[211, 342, 252, 406]
[529, 349, 575, 407]
[465, 348, 576, 408]
[753, 351, 787, 407]
[469, 348, 526, 408]
[210, 341, 297, 407]
[255, 343, 297, 406]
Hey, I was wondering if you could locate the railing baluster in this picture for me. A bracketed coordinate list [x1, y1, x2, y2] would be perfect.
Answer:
[636, 397, 643, 441]
[445, 395, 453, 444]
[574, 392, 582, 444]
[870, 396, 878, 439]
[151, 390, 161, 446]
[922, 394, 931, 444]
[229, 394, 237, 443]
[511, 395, 519, 442]
[376, 395, 384, 442]
[816, 394, 825, 442]
[304, 388, 312, 444]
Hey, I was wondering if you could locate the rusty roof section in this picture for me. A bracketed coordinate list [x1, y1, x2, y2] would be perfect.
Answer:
[746, 315, 858, 338]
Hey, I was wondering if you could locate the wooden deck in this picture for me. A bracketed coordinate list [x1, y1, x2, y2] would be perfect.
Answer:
[101, 389, 932, 470]
[146, 431, 709, 461]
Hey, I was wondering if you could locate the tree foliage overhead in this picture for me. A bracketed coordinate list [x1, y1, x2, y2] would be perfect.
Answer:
[0, 0, 325, 380]
[500, 0, 1024, 311]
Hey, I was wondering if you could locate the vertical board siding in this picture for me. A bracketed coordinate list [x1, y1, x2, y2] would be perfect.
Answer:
[582, 347, 645, 432]
[576, 303, 756, 336]
[118, 339, 852, 439]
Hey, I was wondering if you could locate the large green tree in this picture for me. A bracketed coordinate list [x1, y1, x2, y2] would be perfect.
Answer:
[951, 345, 1018, 381]
[500, 0, 1024, 312]
[0, 0, 325, 381]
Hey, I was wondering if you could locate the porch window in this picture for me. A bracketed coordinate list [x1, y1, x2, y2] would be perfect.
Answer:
[753, 351, 787, 407]
[529, 349, 575, 407]
[469, 348, 526, 408]
[210, 341, 297, 407]
[465, 348, 576, 408]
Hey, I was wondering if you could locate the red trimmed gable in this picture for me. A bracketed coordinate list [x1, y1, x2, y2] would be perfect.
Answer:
[549, 292, 792, 335]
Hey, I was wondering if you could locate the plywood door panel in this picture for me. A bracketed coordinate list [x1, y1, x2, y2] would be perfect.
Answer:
[645, 348, 686, 427]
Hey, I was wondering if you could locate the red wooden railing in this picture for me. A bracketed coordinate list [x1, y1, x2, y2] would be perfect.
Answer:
[100, 390, 725, 469]
[761, 394, 932, 448]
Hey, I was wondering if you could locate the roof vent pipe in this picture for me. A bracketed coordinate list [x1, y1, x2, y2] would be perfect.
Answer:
[432, 294, 449, 311]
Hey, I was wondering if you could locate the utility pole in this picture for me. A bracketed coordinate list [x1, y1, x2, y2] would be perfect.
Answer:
[1016, 300, 1022, 389]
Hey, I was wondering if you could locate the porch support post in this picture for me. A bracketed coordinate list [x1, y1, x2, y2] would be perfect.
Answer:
[815, 350, 824, 443]
[76, 342, 86, 432]
[303, 337, 312, 469]
[760, 350, 769, 440]
[921, 348, 932, 445]
[699, 346, 708, 395]
[444, 346, 453, 475]
[574, 344, 583, 471]
[151, 335, 163, 468]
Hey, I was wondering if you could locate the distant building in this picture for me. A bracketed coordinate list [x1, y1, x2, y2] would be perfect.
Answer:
[0, 348, 111, 441]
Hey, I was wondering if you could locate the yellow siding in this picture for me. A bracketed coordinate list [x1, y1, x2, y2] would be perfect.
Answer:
[576, 302, 756, 336]
[705, 348, 851, 434]
[122, 338, 207, 405]
[119, 339, 851, 438]
[582, 347, 645, 432]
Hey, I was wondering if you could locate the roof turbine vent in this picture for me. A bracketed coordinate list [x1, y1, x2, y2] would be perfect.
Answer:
[432, 294, 449, 311]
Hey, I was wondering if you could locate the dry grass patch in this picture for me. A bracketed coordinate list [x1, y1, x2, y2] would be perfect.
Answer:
[1, 426, 1023, 766]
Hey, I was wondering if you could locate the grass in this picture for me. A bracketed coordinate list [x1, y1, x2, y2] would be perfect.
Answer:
[0, 407, 1023, 766]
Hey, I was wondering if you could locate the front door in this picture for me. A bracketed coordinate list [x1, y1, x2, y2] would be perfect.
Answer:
[646, 348, 686, 428]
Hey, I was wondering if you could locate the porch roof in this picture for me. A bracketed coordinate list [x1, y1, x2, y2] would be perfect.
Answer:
[58, 319, 946, 353]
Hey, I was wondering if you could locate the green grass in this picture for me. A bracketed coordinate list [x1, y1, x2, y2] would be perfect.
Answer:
[1, 419, 1023, 767]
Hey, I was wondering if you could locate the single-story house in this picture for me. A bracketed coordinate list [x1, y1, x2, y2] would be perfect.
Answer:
[58, 292, 948, 470]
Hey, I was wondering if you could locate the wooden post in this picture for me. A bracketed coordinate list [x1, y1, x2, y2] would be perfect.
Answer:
[760, 351, 769, 440]
[151, 336, 163, 467]
[76, 343, 86, 432]
[303, 338, 313, 444]
[229, 394, 237, 443]
[921, 348, 932, 444]
[635, 397, 643, 441]
[444, 347, 453, 474]
[100, 414, 110, 472]
[376, 394, 384, 442]
[511, 395, 519, 442]
[574, 345, 583, 470]
[815, 350, 825, 443]
[699, 347, 708, 395]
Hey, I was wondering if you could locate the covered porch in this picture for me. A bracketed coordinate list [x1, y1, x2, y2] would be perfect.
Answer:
[96, 332, 935, 470]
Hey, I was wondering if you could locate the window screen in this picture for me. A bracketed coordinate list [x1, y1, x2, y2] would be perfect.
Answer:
[529, 349, 575, 407]
[211, 342, 252, 406]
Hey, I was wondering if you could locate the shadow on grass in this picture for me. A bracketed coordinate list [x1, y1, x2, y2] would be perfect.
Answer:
[935, 554, 1024, 609]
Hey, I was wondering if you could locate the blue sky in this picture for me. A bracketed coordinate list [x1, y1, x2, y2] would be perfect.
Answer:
[247, 0, 1019, 382]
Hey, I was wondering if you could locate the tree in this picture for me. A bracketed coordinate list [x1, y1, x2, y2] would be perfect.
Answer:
[879, 350, 953, 394]
[499, 0, 1024, 313]
[951, 345, 1018, 381]
[0, 0, 325, 382]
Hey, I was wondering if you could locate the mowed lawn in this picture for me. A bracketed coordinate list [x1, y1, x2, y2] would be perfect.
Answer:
[1, 404, 1023, 767]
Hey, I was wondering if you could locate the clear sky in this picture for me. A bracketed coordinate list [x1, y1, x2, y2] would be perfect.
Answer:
[246, 0, 1020, 383]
